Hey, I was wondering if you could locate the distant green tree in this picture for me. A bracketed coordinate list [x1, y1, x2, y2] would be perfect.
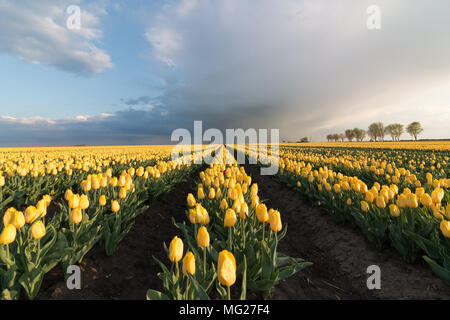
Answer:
[406, 121, 423, 140]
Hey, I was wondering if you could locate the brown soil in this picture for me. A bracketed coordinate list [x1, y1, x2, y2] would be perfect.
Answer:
[36, 165, 450, 300]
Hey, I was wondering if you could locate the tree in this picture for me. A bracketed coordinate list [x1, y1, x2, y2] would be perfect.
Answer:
[353, 128, 366, 141]
[406, 121, 423, 140]
[338, 133, 345, 142]
[368, 122, 385, 141]
[345, 129, 355, 141]
[298, 137, 309, 143]
[326, 134, 332, 142]
[385, 123, 404, 141]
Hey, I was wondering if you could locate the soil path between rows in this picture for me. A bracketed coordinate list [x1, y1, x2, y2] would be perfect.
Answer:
[38, 165, 450, 299]
[245, 165, 450, 300]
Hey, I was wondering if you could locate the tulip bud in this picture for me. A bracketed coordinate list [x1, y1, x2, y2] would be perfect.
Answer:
[0, 224, 16, 245]
[31, 221, 46, 240]
[197, 226, 210, 248]
[239, 202, 249, 219]
[99, 195, 107, 206]
[186, 193, 196, 207]
[119, 187, 127, 199]
[79, 194, 89, 210]
[224, 208, 237, 227]
[361, 201, 370, 212]
[440, 220, 450, 238]
[218, 250, 236, 287]
[69, 194, 80, 209]
[25, 206, 38, 224]
[208, 188, 215, 199]
[375, 196, 386, 209]
[420, 193, 433, 207]
[182, 251, 196, 276]
[406, 193, 418, 208]
[270, 210, 282, 232]
[169, 236, 183, 262]
[4, 209, 25, 229]
[70, 208, 83, 224]
[389, 204, 400, 217]
[65, 189, 73, 201]
[111, 200, 120, 213]
[256, 203, 268, 223]
[198, 187, 205, 200]
[220, 198, 228, 210]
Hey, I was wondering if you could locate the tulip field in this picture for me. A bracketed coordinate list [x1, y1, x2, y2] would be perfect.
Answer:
[0, 142, 450, 300]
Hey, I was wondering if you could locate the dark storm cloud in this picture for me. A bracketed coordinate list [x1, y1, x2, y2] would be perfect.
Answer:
[144, 0, 450, 140]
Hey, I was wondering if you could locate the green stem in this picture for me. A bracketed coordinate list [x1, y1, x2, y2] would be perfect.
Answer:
[203, 247, 207, 276]
[185, 277, 190, 300]
[6, 244, 10, 269]
[241, 219, 246, 250]
[227, 285, 231, 300]
[262, 222, 265, 242]
[36, 240, 41, 265]
[176, 261, 180, 279]
[228, 227, 232, 251]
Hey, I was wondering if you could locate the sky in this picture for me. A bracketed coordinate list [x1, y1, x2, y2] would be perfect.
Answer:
[0, 0, 449, 146]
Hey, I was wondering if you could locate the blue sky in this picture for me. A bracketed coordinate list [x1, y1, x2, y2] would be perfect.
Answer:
[0, 0, 449, 146]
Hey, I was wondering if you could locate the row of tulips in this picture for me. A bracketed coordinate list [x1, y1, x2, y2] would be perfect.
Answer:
[147, 146, 311, 300]
[0, 159, 196, 300]
[267, 149, 450, 285]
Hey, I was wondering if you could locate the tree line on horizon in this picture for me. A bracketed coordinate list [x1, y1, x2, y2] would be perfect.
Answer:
[326, 121, 424, 142]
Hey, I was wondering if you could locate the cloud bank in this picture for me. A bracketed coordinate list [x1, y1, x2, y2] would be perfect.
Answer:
[0, 0, 112, 75]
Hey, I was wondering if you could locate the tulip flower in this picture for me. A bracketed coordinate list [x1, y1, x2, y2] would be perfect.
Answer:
[186, 193, 196, 207]
[218, 250, 236, 299]
[361, 201, 370, 213]
[182, 251, 195, 277]
[70, 208, 83, 224]
[406, 193, 418, 208]
[0, 224, 16, 245]
[111, 200, 120, 213]
[420, 194, 432, 207]
[375, 196, 386, 209]
[24, 206, 38, 224]
[440, 220, 450, 238]
[270, 210, 282, 233]
[99, 195, 107, 206]
[389, 204, 400, 217]
[79, 194, 89, 210]
[169, 236, 184, 263]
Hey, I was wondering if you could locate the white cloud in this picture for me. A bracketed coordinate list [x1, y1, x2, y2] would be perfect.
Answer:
[0, 0, 112, 75]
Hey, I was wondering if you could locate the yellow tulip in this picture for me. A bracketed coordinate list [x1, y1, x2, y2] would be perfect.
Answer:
[25, 206, 38, 224]
[440, 220, 450, 238]
[220, 198, 228, 210]
[99, 195, 107, 206]
[70, 208, 83, 224]
[208, 188, 215, 199]
[169, 236, 184, 262]
[182, 251, 195, 276]
[111, 200, 120, 213]
[198, 187, 205, 200]
[389, 204, 400, 217]
[375, 196, 386, 209]
[361, 201, 370, 212]
[197, 226, 210, 247]
[119, 187, 127, 199]
[270, 210, 282, 232]
[256, 203, 268, 223]
[224, 208, 237, 227]
[186, 193, 196, 207]
[333, 184, 341, 193]
[431, 187, 444, 204]
[79, 194, 89, 210]
[31, 221, 46, 240]
[406, 193, 418, 208]
[65, 189, 73, 201]
[420, 193, 433, 207]
[240, 202, 249, 219]
[0, 224, 16, 245]
[218, 250, 236, 287]
[69, 194, 80, 209]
